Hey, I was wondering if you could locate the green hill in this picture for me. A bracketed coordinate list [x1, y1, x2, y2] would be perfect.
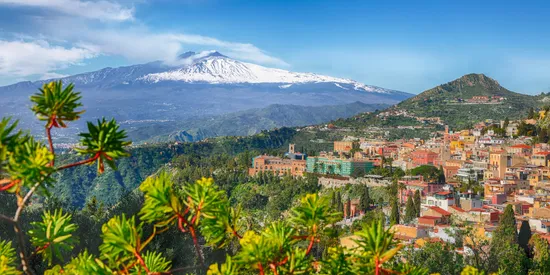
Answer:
[395, 73, 545, 128]
[139, 102, 388, 143]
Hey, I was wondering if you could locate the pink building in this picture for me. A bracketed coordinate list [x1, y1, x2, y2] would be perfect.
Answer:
[411, 150, 439, 167]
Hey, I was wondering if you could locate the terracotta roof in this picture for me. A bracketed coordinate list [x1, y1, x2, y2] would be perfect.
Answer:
[419, 216, 441, 220]
[436, 191, 452, 196]
[449, 206, 466, 213]
[536, 151, 550, 156]
[428, 206, 452, 216]
[510, 144, 531, 149]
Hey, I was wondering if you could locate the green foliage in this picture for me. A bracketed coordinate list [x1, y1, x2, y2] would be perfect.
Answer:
[6, 137, 55, 192]
[359, 185, 370, 212]
[139, 171, 182, 227]
[30, 81, 84, 128]
[28, 209, 78, 266]
[99, 214, 143, 270]
[413, 190, 421, 217]
[76, 118, 131, 173]
[404, 242, 465, 275]
[133, 251, 171, 274]
[290, 193, 340, 231]
[0, 118, 23, 167]
[396, 73, 542, 129]
[493, 204, 517, 245]
[529, 234, 550, 274]
[404, 195, 416, 224]
[518, 220, 531, 255]
[0, 240, 20, 275]
[46, 250, 112, 275]
[352, 220, 419, 274]
[390, 197, 399, 225]
[410, 165, 444, 183]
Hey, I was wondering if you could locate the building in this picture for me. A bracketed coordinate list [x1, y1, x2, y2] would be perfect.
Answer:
[306, 156, 374, 177]
[532, 152, 550, 167]
[398, 176, 445, 204]
[424, 191, 455, 211]
[249, 144, 307, 177]
[334, 141, 354, 153]
[411, 150, 439, 167]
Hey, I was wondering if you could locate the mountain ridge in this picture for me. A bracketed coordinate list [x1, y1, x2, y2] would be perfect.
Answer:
[132, 101, 388, 143]
[0, 51, 409, 143]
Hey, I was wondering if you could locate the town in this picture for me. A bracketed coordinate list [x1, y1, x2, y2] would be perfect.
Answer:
[248, 111, 550, 251]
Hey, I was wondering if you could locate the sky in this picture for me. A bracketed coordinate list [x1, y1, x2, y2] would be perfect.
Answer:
[1, 0, 550, 94]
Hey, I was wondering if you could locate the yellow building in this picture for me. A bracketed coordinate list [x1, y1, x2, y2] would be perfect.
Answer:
[532, 151, 550, 167]
[450, 140, 465, 151]
[334, 141, 353, 153]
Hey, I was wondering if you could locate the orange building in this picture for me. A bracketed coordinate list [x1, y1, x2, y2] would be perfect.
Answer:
[411, 150, 439, 167]
[334, 141, 354, 153]
[249, 155, 306, 177]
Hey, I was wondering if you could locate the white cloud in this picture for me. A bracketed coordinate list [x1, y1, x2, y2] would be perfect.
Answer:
[67, 28, 289, 67]
[0, 1, 288, 81]
[169, 34, 289, 67]
[0, 40, 98, 77]
[0, 0, 134, 21]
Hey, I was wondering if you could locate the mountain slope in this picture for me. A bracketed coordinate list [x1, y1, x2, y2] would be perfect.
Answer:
[394, 73, 544, 128]
[138, 51, 406, 95]
[0, 51, 411, 143]
[131, 101, 388, 142]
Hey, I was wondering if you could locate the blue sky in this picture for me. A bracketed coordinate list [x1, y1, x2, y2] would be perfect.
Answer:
[1, 0, 549, 94]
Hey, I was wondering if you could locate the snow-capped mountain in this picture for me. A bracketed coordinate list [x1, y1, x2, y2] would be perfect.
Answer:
[138, 51, 397, 94]
[0, 50, 413, 142]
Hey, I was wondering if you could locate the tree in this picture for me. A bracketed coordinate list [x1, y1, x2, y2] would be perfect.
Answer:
[404, 242, 465, 275]
[336, 191, 343, 215]
[518, 220, 532, 256]
[529, 234, 550, 274]
[493, 204, 517, 245]
[528, 107, 535, 119]
[390, 198, 400, 225]
[349, 141, 362, 156]
[346, 197, 351, 218]
[488, 204, 527, 273]
[413, 190, 421, 217]
[359, 185, 370, 212]
[404, 195, 416, 224]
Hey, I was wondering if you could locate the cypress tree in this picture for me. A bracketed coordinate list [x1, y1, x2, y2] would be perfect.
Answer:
[413, 190, 421, 217]
[494, 204, 518, 245]
[331, 190, 336, 208]
[359, 185, 370, 212]
[404, 195, 415, 224]
[336, 191, 343, 215]
[518, 220, 532, 255]
[346, 197, 351, 218]
[528, 107, 535, 119]
[390, 198, 399, 225]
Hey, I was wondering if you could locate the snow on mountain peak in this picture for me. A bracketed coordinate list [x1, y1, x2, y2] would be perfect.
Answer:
[139, 52, 394, 94]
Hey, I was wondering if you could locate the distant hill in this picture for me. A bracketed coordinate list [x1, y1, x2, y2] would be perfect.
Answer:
[394, 73, 546, 128]
[137, 101, 388, 142]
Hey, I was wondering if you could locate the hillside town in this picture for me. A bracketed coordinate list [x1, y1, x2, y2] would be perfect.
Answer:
[249, 112, 550, 251]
